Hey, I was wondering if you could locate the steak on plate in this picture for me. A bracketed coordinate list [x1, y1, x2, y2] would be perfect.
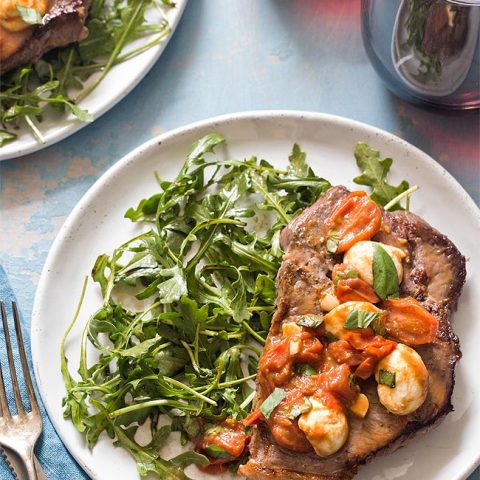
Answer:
[1, 0, 91, 73]
[239, 185, 466, 480]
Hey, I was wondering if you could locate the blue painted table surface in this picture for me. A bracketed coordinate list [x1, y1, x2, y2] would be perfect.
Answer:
[0, 0, 479, 478]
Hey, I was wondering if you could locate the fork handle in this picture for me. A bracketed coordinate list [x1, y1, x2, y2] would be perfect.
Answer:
[23, 451, 38, 480]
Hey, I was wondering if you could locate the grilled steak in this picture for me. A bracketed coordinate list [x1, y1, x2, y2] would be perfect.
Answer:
[239, 185, 466, 480]
[1, 0, 91, 74]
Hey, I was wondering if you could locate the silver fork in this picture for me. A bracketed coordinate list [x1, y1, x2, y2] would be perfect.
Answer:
[0, 302, 42, 480]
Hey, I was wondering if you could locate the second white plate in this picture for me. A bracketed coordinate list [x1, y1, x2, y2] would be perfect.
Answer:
[0, 0, 187, 161]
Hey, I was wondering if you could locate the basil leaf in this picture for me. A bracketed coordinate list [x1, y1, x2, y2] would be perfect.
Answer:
[334, 267, 359, 284]
[326, 231, 340, 254]
[325, 331, 338, 342]
[295, 364, 318, 376]
[371, 316, 386, 336]
[297, 314, 324, 328]
[16, 4, 43, 25]
[287, 398, 312, 420]
[260, 388, 286, 419]
[204, 444, 234, 459]
[379, 369, 396, 388]
[372, 244, 399, 299]
[344, 310, 384, 330]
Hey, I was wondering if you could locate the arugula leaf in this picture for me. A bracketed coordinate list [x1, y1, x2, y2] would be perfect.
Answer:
[343, 310, 384, 330]
[0, 130, 17, 147]
[379, 369, 396, 388]
[354, 143, 410, 209]
[260, 388, 286, 419]
[16, 5, 43, 25]
[297, 314, 324, 328]
[372, 244, 399, 299]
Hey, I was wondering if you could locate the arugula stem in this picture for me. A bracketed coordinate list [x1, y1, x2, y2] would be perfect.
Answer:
[239, 390, 256, 410]
[164, 377, 217, 406]
[242, 321, 266, 345]
[24, 115, 45, 144]
[60, 276, 88, 389]
[110, 399, 198, 418]
[384, 185, 419, 211]
[76, 1, 145, 102]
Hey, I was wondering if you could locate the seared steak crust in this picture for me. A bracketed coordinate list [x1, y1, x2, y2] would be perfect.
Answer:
[239, 186, 466, 480]
[1, 0, 91, 73]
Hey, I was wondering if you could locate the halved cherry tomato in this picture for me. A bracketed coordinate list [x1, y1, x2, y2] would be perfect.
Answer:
[354, 357, 376, 380]
[344, 332, 396, 359]
[326, 191, 382, 253]
[336, 278, 380, 304]
[296, 333, 324, 364]
[262, 339, 290, 371]
[327, 339, 365, 367]
[383, 297, 439, 345]
[332, 263, 359, 283]
[242, 408, 264, 427]
[197, 419, 248, 465]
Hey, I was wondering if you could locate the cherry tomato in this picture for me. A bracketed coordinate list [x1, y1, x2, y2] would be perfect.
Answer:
[327, 339, 365, 367]
[326, 191, 382, 253]
[354, 357, 376, 380]
[336, 278, 380, 304]
[242, 409, 263, 427]
[198, 420, 248, 464]
[296, 333, 324, 364]
[383, 297, 439, 345]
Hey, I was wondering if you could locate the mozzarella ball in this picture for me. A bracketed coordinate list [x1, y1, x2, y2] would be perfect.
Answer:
[343, 241, 405, 286]
[323, 301, 383, 339]
[375, 343, 428, 415]
[298, 395, 348, 457]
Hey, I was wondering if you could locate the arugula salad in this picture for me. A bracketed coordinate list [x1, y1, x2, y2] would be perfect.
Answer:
[0, 0, 174, 147]
[61, 134, 415, 479]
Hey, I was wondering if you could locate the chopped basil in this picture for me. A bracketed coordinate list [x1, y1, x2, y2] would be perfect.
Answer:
[378, 369, 396, 388]
[297, 314, 324, 328]
[371, 316, 386, 336]
[325, 331, 339, 342]
[344, 309, 384, 330]
[287, 398, 312, 420]
[260, 388, 286, 419]
[16, 4, 43, 25]
[204, 444, 234, 459]
[349, 374, 358, 388]
[372, 244, 399, 299]
[326, 231, 340, 254]
[295, 364, 318, 376]
[334, 267, 359, 284]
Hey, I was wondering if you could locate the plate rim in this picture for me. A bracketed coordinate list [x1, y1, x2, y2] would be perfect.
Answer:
[31, 110, 480, 480]
[0, 0, 188, 162]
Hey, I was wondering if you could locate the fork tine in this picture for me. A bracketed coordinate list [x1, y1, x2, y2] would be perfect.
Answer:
[1, 301, 24, 415]
[0, 303, 12, 417]
[12, 302, 39, 413]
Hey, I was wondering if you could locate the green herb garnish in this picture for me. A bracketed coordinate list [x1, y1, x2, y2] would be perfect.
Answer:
[372, 244, 399, 300]
[295, 364, 318, 376]
[204, 445, 235, 459]
[16, 4, 43, 25]
[379, 369, 396, 388]
[326, 230, 340, 253]
[260, 388, 287, 420]
[354, 143, 415, 210]
[297, 314, 324, 329]
[1, 0, 174, 145]
[344, 310, 384, 330]
[287, 398, 312, 420]
[325, 331, 339, 342]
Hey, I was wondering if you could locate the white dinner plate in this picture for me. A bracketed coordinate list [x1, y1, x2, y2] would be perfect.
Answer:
[0, 0, 187, 162]
[31, 111, 480, 480]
